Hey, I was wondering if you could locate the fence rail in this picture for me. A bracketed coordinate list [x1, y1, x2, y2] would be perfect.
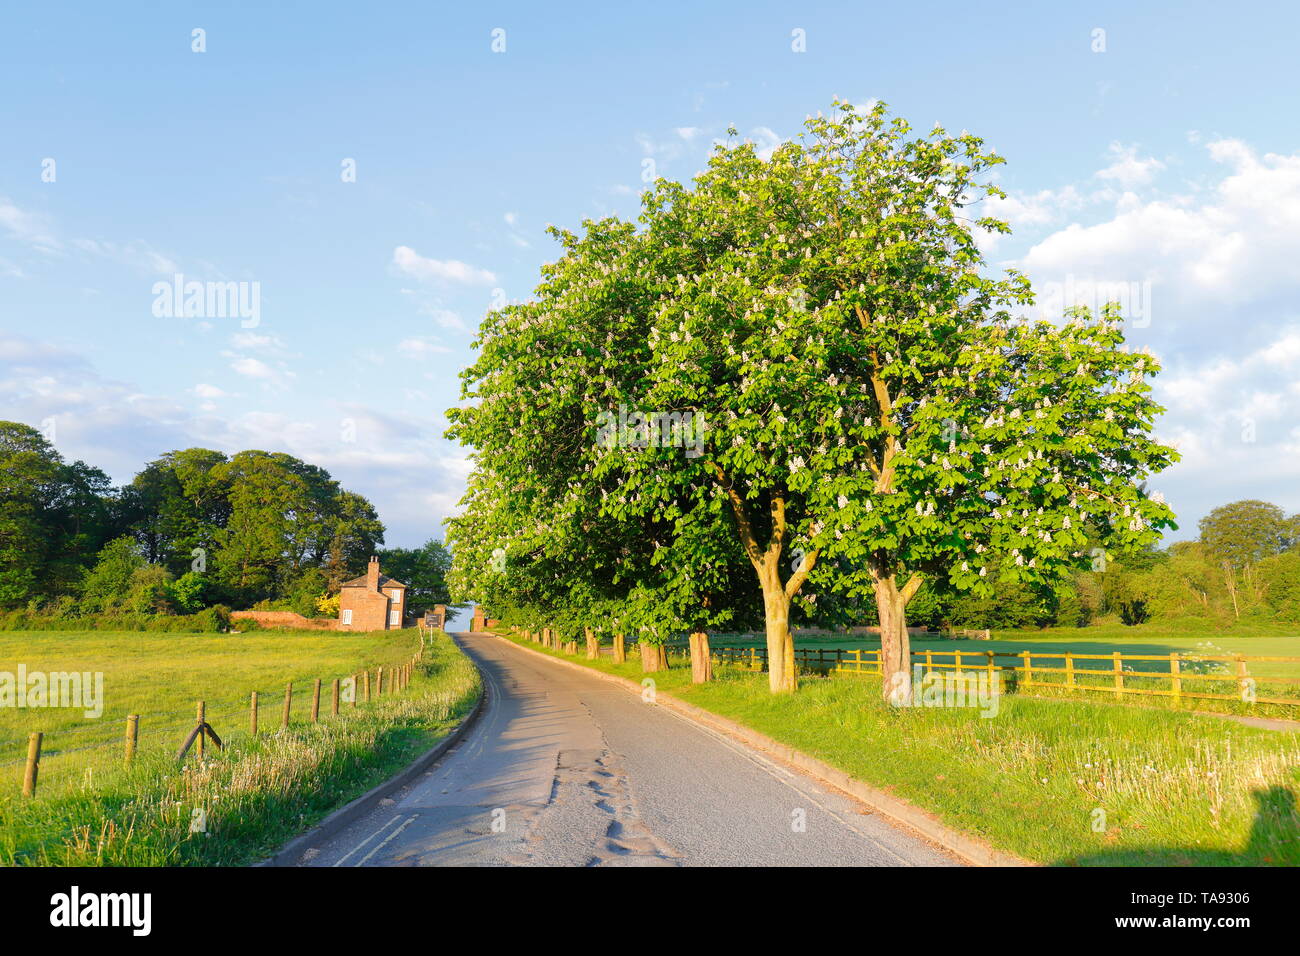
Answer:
[662, 641, 1300, 710]
[827, 647, 1300, 708]
[509, 624, 1300, 711]
[6, 651, 424, 799]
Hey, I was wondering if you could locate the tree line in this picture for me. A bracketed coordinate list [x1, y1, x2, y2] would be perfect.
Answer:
[0, 420, 454, 625]
[446, 101, 1177, 699]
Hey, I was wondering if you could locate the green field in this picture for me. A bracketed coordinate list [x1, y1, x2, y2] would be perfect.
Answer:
[0, 629, 479, 865]
[690, 622, 1300, 717]
[497, 627, 1300, 866]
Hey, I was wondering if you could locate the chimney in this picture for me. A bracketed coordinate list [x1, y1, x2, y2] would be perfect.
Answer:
[366, 555, 380, 591]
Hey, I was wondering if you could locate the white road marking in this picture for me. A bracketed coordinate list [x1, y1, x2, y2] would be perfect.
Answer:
[356, 814, 417, 867]
[333, 813, 404, 867]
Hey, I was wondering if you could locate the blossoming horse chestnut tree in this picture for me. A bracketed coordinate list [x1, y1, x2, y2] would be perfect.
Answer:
[448, 101, 1177, 698]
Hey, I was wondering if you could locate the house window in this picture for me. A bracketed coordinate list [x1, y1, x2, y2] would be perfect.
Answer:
[342, 609, 352, 625]
[389, 608, 400, 626]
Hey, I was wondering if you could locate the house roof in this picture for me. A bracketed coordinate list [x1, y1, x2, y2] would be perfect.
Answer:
[341, 573, 407, 589]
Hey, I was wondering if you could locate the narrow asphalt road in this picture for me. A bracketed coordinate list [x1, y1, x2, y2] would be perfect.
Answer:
[295, 632, 959, 867]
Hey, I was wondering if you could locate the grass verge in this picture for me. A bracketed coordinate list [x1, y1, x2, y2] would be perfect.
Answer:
[494, 627, 1300, 866]
[0, 630, 479, 866]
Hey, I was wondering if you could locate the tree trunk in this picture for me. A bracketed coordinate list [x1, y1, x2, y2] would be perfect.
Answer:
[613, 633, 626, 664]
[688, 632, 713, 683]
[639, 641, 667, 672]
[1223, 561, 1240, 619]
[873, 575, 913, 705]
[585, 627, 599, 659]
[761, 571, 797, 693]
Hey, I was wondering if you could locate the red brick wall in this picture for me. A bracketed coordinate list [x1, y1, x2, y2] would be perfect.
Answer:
[339, 588, 390, 631]
[231, 610, 338, 630]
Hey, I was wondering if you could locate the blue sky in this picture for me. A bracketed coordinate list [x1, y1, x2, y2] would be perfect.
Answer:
[3, 1, 1299, 547]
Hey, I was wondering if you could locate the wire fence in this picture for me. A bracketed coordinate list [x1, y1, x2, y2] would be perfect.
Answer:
[3, 653, 424, 801]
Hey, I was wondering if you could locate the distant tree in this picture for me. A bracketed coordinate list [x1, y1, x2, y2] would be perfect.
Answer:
[119, 449, 230, 574]
[1260, 551, 1300, 621]
[378, 539, 458, 612]
[324, 491, 385, 590]
[1199, 500, 1295, 569]
[79, 536, 147, 613]
[0, 422, 118, 607]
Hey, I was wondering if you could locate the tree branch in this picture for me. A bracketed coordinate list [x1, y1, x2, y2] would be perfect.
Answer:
[900, 573, 924, 606]
[709, 463, 763, 569]
[785, 548, 818, 599]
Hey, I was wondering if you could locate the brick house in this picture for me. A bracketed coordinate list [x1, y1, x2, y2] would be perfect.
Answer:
[338, 556, 407, 630]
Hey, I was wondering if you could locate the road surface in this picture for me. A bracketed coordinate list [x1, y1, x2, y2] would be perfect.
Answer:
[295, 632, 958, 867]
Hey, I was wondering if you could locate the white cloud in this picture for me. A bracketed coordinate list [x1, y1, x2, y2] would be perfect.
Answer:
[192, 383, 227, 399]
[229, 356, 293, 387]
[230, 331, 290, 355]
[749, 127, 782, 161]
[1095, 142, 1166, 188]
[1019, 139, 1300, 326]
[70, 238, 177, 275]
[392, 245, 496, 285]
[0, 197, 60, 251]
[0, 332, 465, 547]
[397, 337, 452, 358]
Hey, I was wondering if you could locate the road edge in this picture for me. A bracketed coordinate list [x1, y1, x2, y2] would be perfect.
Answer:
[492, 632, 1032, 868]
[259, 662, 488, 868]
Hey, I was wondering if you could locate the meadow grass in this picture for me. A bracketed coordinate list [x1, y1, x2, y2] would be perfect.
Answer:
[496, 627, 1300, 866]
[0, 630, 479, 866]
[688, 625, 1300, 718]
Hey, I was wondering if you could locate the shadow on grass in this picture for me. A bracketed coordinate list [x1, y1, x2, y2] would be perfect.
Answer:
[1058, 786, 1299, 866]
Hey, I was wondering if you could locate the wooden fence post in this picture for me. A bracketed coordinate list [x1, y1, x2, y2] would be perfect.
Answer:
[1064, 653, 1074, 689]
[282, 683, 293, 730]
[954, 649, 963, 677]
[1235, 655, 1249, 700]
[1170, 652, 1181, 700]
[1112, 652, 1124, 698]
[613, 633, 626, 665]
[124, 715, 139, 766]
[376, 667, 384, 697]
[352, 674, 359, 708]
[250, 691, 259, 735]
[1021, 651, 1032, 687]
[363, 670, 370, 703]
[197, 701, 206, 759]
[23, 732, 42, 797]
[985, 651, 995, 685]
[311, 679, 322, 723]
[925, 649, 934, 674]
[332, 678, 340, 716]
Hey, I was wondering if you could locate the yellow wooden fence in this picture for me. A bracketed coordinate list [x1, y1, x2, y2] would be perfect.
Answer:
[831, 648, 1300, 708]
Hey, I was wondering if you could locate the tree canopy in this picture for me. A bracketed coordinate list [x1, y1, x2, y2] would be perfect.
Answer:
[448, 101, 1179, 697]
[0, 424, 391, 617]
